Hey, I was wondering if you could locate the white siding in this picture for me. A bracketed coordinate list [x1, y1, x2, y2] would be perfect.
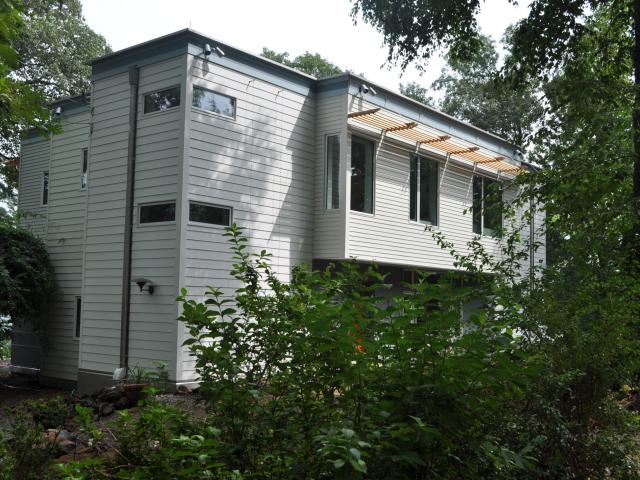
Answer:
[18, 137, 50, 237]
[313, 93, 347, 259]
[80, 71, 130, 374]
[177, 56, 315, 381]
[128, 56, 184, 375]
[41, 110, 90, 381]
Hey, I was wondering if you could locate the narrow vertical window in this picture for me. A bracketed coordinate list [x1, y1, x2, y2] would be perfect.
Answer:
[350, 136, 374, 214]
[325, 135, 340, 209]
[81, 148, 88, 189]
[42, 171, 49, 205]
[409, 155, 438, 225]
[472, 176, 502, 237]
[74, 296, 81, 338]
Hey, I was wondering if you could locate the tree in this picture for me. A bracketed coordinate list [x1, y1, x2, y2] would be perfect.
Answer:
[351, 0, 640, 257]
[0, 0, 110, 212]
[398, 81, 433, 105]
[261, 48, 342, 78]
[431, 33, 543, 147]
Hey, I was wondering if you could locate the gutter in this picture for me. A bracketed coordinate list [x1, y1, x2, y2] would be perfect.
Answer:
[119, 66, 139, 370]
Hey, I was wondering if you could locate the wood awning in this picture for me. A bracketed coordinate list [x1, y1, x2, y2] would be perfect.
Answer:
[348, 108, 523, 174]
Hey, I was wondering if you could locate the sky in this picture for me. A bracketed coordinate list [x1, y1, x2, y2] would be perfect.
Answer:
[81, 0, 529, 97]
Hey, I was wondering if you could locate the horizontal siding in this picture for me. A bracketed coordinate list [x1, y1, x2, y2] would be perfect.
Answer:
[18, 138, 50, 237]
[313, 93, 346, 259]
[80, 70, 130, 374]
[178, 56, 316, 381]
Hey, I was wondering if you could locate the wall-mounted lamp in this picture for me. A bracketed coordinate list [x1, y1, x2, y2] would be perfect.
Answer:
[203, 43, 225, 58]
[53, 106, 62, 116]
[203, 43, 212, 57]
[132, 277, 155, 295]
[359, 83, 377, 95]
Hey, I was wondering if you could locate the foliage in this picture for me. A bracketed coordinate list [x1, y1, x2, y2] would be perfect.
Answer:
[0, 213, 55, 331]
[261, 47, 342, 78]
[398, 81, 433, 105]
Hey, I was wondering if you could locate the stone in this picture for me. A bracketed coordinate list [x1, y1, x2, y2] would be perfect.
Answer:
[98, 402, 114, 417]
[56, 430, 71, 442]
[97, 385, 123, 402]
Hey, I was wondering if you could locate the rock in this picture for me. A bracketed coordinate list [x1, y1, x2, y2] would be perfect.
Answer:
[114, 396, 130, 410]
[97, 385, 123, 402]
[56, 430, 71, 442]
[98, 402, 114, 417]
[57, 438, 76, 453]
[176, 385, 191, 395]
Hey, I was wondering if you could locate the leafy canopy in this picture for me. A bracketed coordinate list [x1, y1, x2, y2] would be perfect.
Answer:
[261, 47, 343, 78]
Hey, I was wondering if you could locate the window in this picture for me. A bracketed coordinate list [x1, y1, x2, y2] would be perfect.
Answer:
[325, 135, 340, 209]
[139, 202, 176, 223]
[74, 296, 81, 339]
[189, 202, 231, 226]
[42, 171, 49, 205]
[143, 86, 181, 113]
[81, 148, 88, 189]
[350, 136, 374, 214]
[472, 176, 502, 237]
[409, 155, 438, 225]
[192, 86, 236, 118]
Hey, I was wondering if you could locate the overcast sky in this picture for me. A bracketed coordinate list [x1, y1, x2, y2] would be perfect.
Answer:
[80, 0, 529, 97]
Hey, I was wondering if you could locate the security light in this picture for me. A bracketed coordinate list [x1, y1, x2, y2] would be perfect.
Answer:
[53, 106, 62, 116]
[132, 277, 155, 294]
[214, 45, 225, 57]
[203, 43, 212, 57]
[359, 83, 377, 95]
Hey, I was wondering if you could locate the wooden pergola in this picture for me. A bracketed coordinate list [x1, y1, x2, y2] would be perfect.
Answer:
[348, 108, 524, 175]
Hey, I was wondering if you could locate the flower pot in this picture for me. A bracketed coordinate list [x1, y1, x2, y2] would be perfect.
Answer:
[123, 383, 149, 406]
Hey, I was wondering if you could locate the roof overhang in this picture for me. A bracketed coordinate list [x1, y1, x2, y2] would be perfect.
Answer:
[348, 107, 525, 177]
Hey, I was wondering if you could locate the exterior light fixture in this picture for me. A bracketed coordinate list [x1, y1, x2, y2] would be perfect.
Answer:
[359, 83, 377, 95]
[132, 278, 155, 294]
[203, 43, 212, 57]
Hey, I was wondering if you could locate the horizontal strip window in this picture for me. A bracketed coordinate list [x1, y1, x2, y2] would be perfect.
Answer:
[143, 86, 181, 114]
[192, 86, 236, 118]
[189, 202, 232, 226]
[139, 202, 176, 224]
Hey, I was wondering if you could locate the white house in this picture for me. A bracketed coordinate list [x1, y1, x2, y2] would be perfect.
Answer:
[13, 29, 545, 393]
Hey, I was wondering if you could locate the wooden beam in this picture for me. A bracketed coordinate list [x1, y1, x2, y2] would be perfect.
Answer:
[386, 121, 417, 132]
[348, 108, 381, 118]
[476, 156, 506, 164]
[450, 146, 480, 155]
[421, 135, 451, 144]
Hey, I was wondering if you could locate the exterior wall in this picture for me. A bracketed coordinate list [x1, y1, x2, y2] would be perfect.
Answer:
[41, 109, 90, 381]
[18, 136, 50, 237]
[177, 53, 316, 381]
[313, 90, 348, 259]
[127, 56, 184, 376]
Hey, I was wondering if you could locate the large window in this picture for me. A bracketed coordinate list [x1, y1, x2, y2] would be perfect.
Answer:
[192, 86, 236, 118]
[42, 171, 49, 205]
[409, 155, 438, 225]
[81, 148, 88, 189]
[350, 136, 374, 214]
[189, 202, 232, 226]
[143, 86, 181, 114]
[472, 176, 502, 237]
[325, 135, 340, 210]
[139, 202, 176, 224]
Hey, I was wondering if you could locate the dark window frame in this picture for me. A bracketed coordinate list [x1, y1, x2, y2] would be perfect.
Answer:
[188, 201, 232, 227]
[138, 201, 176, 225]
[472, 175, 503, 238]
[350, 135, 375, 214]
[191, 85, 237, 119]
[143, 86, 181, 114]
[324, 134, 340, 210]
[42, 171, 49, 206]
[409, 154, 439, 226]
[74, 296, 81, 339]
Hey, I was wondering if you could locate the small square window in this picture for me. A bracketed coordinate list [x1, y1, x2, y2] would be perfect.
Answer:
[192, 86, 236, 118]
[139, 202, 176, 223]
[144, 87, 181, 114]
[189, 202, 231, 226]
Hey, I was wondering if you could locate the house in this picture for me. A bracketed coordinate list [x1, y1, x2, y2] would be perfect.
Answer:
[13, 29, 545, 394]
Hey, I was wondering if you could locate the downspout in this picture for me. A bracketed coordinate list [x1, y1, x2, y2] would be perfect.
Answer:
[120, 66, 139, 370]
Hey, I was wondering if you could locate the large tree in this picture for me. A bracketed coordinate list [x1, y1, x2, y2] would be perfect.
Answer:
[261, 48, 342, 78]
[351, 0, 640, 258]
[0, 0, 110, 211]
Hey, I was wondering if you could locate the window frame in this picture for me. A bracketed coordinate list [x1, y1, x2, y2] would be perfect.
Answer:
[142, 85, 181, 115]
[472, 175, 503, 238]
[80, 148, 88, 190]
[324, 133, 341, 211]
[349, 135, 376, 215]
[409, 154, 439, 227]
[187, 201, 233, 228]
[138, 201, 177, 226]
[74, 296, 82, 339]
[191, 85, 237, 120]
[41, 171, 49, 206]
